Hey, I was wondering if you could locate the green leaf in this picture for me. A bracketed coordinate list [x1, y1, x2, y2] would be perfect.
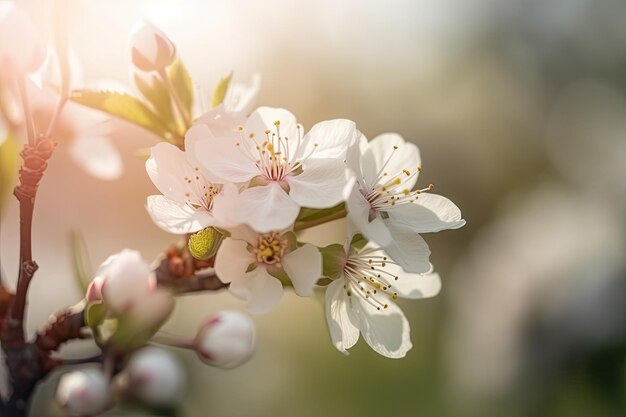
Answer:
[0, 136, 18, 214]
[188, 227, 224, 260]
[295, 203, 345, 224]
[133, 73, 178, 133]
[70, 90, 170, 138]
[320, 244, 346, 280]
[168, 58, 193, 117]
[84, 302, 106, 328]
[211, 71, 233, 108]
[68, 231, 93, 292]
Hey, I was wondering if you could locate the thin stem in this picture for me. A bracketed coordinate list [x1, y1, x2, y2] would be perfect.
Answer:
[157, 68, 192, 133]
[150, 333, 195, 350]
[16, 76, 36, 146]
[293, 208, 348, 231]
[45, 95, 68, 139]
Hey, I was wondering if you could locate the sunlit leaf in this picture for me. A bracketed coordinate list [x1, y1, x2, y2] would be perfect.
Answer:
[70, 90, 170, 138]
[133, 73, 178, 133]
[68, 230, 93, 292]
[0, 136, 18, 214]
[211, 71, 233, 108]
[168, 58, 193, 117]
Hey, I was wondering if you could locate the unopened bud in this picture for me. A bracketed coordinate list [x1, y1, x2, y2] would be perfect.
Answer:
[85, 276, 104, 303]
[56, 368, 112, 417]
[126, 347, 185, 407]
[129, 21, 176, 72]
[194, 310, 255, 369]
[97, 249, 154, 315]
[0, 2, 46, 75]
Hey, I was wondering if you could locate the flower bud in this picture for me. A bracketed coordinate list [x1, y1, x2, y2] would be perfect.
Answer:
[126, 347, 185, 407]
[85, 276, 104, 302]
[56, 368, 112, 417]
[0, 2, 46, 75]
[194, 310, 255, 368]
[129, 21, 176, 72]
[97, 249, 154, 315]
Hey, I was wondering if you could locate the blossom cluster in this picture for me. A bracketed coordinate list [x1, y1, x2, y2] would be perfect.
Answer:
[146, 102, 465, 357]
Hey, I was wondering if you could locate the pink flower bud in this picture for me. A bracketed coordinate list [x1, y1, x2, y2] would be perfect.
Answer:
[129, 21, 176, 72]
[56, 368, 112, 417]
[0, 2, 46, 75]
[194, 310, 255, 369]
[85, 276, 104, 303]
[126, 347, 185, 407]
[97, 249, 154, 315]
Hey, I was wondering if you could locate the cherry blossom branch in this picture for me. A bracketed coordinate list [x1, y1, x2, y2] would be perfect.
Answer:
[293, 206, 347, 231]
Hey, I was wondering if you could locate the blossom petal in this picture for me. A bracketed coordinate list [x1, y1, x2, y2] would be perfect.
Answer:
[245, 107, 298, 142]
[236, 183, 300, 232]
[223, 74, 261, 116]
[364, 133, 420, 189]
[70, 135, 122, 180]
[298, 119, 356, 160]
[146, 142, 202, 202]
[345, 132, 368, 181]
[287, 158, 349, 208]
[281, 244, 322, 297]
[383, 220, 431, 273]
[353, 298, 412, 359]
[345, 185, 392, 246]
[325, 279, 360, 354]
[215, 238, 255, 284]
[383, 260, 442, 299]
[386, 193, 466, 233]
[146, 195, 212, 234]
[229, 268, 284, 314]
[187, 123, 258, 184]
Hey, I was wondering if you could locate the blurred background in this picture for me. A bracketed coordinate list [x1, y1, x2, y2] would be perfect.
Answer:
[1, 0, 625, 416]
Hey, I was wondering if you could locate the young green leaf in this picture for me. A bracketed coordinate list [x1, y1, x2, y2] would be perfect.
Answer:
[0, 136, 18, 214]
[70, 90, 171, 139]
[133, 73, 178, 133]
[211, 72, 233, 108]
[68, 231, 93, 292]
[168, 58, 193, 117]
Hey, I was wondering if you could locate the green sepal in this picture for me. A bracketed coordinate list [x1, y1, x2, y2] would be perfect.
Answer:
[294, 203, 345, 228]
[211, 71, 233, 108]
[70, 90, 170, 139]
[188, 227, 224, 260]
[68, 231, 92, 292]
[84, 301, 107, 329]
[320, 243, 346, 280]
[350, 233, 368, 251]
[168, 58, 193, 117]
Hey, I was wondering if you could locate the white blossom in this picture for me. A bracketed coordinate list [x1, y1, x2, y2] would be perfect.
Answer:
[345, 133, 465, 272]
[0, 2, 45, 76]
[188, 107, 355, 232]
[214, 226, 322, 313]
[325, 240, 441, 358]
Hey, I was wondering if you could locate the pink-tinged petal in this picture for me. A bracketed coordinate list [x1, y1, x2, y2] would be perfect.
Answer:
[287, 158, 349, 208]
[386, 193, 466, 233]
[189, 105, 245, 147]
[325, 279, 360, 355]
[227, 224, 261, 245]
[364, 133, 420, 189]
[383, 220, 431, 273]
[345, 132, 368, 181]
[245, 107, 299, 143]
[70, 136, 122, 180]
[345, 185, 392, 246]
[187, 123, 258, 184]
[236, 183, 300, 233]
[281, 244, 322, 297]
[228, 268, 284, 314]
[128, 289, 175, 330]
[298, 119, 356, 160]
[210, 182, 243, 229]
[146, 195, 212, 234]
[100, 250, 153, 315]
[352, 297, 412, 359]
[214, 238, 256, 284]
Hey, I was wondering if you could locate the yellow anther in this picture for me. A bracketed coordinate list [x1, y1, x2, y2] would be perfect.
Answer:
[402, 169, 411, 176]
[264, 130, 271, 135]
[238, 126, 244, 131]
[274, 120, 281, 126]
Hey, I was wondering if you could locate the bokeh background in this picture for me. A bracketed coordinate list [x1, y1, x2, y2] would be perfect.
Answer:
[1, 0, 625, 416]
